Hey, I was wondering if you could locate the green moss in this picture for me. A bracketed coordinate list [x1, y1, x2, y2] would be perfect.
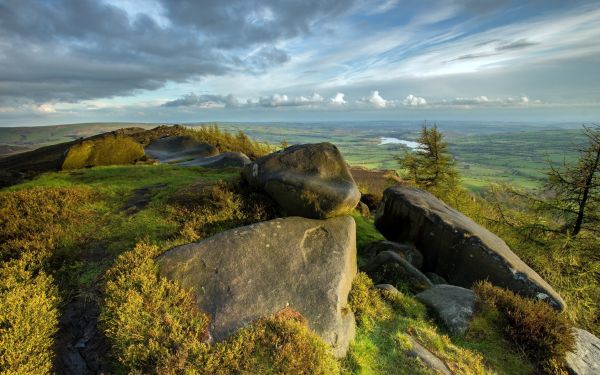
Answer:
[352, 213, 385, 268]
[61, 134, 144, 170]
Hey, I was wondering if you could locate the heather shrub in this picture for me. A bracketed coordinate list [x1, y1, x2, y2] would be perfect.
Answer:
[184, 125, 273, 159]
[348, 272, 391, 329]
[0, 256, 60, 374]
[167, 179, 276, 242]
[0, 187, 95, 374]
[474, 281, 575, 373]
[210, 308, 340, 375]
[100, 242, 210, 373]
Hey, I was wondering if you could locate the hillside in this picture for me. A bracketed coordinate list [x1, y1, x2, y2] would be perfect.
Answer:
[0, 125, 598, 375]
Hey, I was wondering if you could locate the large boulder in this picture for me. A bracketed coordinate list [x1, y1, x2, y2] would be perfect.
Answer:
[178, 151, 251, 168]
[363, 251, 433, 293]
[145, 135, 217, 162]
[416, 285, 476, 336]
[241, 143, 361, 219]
[61, 133, 144, 170]
[375, 186, 565, 310]
[566, 328, 600, 375]
[157, 216, 357, 357]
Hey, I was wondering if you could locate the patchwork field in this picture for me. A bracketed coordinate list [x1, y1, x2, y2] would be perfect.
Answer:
[0, 121, 586, 192]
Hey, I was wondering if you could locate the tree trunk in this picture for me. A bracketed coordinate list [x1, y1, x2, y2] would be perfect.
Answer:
[572, 146, 600, 236]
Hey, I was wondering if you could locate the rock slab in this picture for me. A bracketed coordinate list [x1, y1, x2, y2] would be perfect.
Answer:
[145, 135, 217, 162]
[364, 251, 433, 293]
[416, 284, 476, 336]
[566, 328, 600, 375]
[157, 216, 357, 357]
[375, 186, 565, 310]
[406, 336, 452, 375]
[362, 240, 424, 269]
[242, 143, 361, 219]
[178, 151, 251, 168]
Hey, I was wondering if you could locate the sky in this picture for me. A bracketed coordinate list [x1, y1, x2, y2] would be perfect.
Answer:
[1, 0, 600, 126]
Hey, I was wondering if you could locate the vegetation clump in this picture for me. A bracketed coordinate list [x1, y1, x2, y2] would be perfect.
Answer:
[183, 124, 273, 159]
[100, 242, 211, 373]
[0, 256, 59, 374]
[474, 281, 575, 373]
[167, 178, 277, 242]
[0, 186, 96, 374]
[61, 133, 145, 170]
[210, 307, 340, 375]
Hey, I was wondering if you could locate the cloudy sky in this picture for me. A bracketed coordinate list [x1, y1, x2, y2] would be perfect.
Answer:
[1, 0, 600, 126]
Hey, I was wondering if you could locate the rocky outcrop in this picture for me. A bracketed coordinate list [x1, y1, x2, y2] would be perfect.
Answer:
[375, 186, 565, 310]
[157, 216, 357, 357]
[362, 240, 424, 269]
[363, 251, 433, 293]
[416, 285, 476, 336]
[566, 328, 600, 375]
[178, 152, 251, 168]
[241, 143, 361, 219]
[145, 135, 218, 163]
[61, 133, 145, 170]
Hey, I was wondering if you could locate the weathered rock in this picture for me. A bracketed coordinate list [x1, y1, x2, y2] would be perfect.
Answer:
[241, 143, 361, 219]
[375, 186, 566, 310]
[416, 285, 476, 336]
[357, 201, 370, 218]
[426, 272, 448, 285]
[374, 284, 401, 294]
[178, 152, 251, 168]
[145, 135, 217, 162]
[61, 133, 145, 170]
[363, 240, 424, 269]
[405, 336, 452, 375]
[364, 251, 433, 293]
[566, 328, 600, 375]
[157, 216, 357, 357]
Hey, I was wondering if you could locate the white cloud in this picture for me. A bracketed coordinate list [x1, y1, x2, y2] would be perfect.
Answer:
[257, 92, 324, 107]
[36, 103, 57, 113]
[330, 92, 347, 105]
[402, 94, 427, 106]
[360, 90, 388, 108]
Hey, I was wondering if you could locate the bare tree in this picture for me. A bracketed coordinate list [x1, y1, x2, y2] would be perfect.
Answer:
[546, 125, 600, 236]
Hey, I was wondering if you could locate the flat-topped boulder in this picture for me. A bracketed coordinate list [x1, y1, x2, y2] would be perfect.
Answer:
[157, 215, 357, 357]
[178, 151, 251, 168]
[375, 186, 565, 310]
[241, 143, 361, 219]
[61, 133, 144, 170]
[145, 135, 217, 163]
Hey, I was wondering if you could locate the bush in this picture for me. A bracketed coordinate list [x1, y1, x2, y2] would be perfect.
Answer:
[0, 187, 95, 374]
[348, 272, 391, 329]
[0, 187, 94, 262]
[0, 256, 60, 374]
[100, 242, 210, 373]
[184, 125, 273, 160]
[61, 133, 144, 170]
[474, 281, 575, 372]
[210, 308, 340, 375]
[167, 178, 276, 242]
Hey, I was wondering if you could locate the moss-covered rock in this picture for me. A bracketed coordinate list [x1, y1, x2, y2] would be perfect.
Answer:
[61, 133, 144, 170]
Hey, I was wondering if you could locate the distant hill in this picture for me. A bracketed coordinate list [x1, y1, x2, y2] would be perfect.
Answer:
[0, 122, 157, 155]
